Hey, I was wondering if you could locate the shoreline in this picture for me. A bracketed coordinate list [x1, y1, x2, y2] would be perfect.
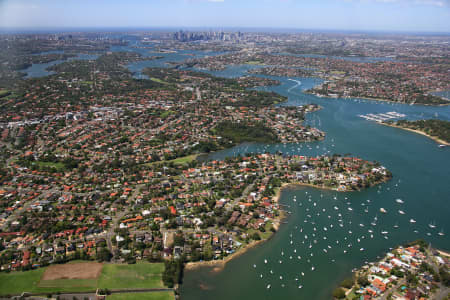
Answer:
[185, 182, 288, 272]
[184, 238, 267, 272]
[185, 179, 390, 273]
[380, 122, 450, 146]
[304, 90, 450, 107]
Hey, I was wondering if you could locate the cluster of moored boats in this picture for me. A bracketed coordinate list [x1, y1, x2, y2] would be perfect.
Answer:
[254, 180, 444, 291]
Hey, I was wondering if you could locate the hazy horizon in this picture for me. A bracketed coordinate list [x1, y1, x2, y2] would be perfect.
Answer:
[1, 0, 449, 33]
[1, 26, 450, 35]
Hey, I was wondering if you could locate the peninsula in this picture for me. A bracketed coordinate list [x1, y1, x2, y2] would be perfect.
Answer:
[382, 119, 450, 146]
[333, 240, 450, 300]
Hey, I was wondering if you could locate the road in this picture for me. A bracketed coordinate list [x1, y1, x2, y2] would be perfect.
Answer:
[6, 288, 175, 300]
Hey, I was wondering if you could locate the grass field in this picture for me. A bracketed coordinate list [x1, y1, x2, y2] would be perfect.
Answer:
[38, 278, 97, 289]
[34, 161, 66, 171]
[146, 154, 198, 166]
[98, 263, 165, 289]
[245, 60, 264, 65]
[0, 89, 11, 97]
[108, 291, 174, 300]
[170, 154, 198, 165]
[0, 262, 166, 296]
[0, 268, 45, 295]
[150, 77, 169, 84]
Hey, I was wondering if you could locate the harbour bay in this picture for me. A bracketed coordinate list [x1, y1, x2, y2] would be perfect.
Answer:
[14, 42, 450, 299]
[180, 72, 450, 299]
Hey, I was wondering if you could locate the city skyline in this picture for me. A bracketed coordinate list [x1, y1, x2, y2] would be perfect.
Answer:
[0, 0, 449, 33]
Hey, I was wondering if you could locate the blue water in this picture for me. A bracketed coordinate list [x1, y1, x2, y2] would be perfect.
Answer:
[21, 53, 99, 78]
[432, 90, 450, 101]
[22, 40, 227, 79]
[276, 52, 397, 63]
[180, 69, 450, 300]
[121, 41, 227, 78]
[16, 38, 450, 299]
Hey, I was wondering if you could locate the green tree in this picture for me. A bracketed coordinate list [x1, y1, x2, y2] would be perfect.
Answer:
[96, 248, 112, 262]
[332, 287, 346, 299]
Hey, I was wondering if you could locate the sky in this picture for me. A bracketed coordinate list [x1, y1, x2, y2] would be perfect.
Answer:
[0, 0, 449, 33]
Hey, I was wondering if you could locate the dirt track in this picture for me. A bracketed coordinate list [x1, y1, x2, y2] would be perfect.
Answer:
[41, 262, 103, 280]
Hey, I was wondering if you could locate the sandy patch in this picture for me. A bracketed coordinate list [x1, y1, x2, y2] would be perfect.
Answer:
[41, 262, 103, 280]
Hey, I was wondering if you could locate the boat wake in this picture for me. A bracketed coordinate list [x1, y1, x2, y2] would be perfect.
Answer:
[287, 79, 302, 92]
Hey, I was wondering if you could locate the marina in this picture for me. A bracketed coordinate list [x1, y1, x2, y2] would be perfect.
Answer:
[181, 73, 450, 300]
[358, 111, 406, 122]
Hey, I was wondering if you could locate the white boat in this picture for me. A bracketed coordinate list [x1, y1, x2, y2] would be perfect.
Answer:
[398, 210, 405, 215]
[380, 208, 387, 213]
[311, 266, 315, 271]
[395, 198, 404, 204]
[348, 207, 353, 211]
[264, 259, 268, 264]
[267, 284, 271, 289]
[360, 248, 365, 251]
[428, 222, 436, 229]
[410, 219, 416, 223]
[438, 229, 445, 236]
[381, 231, 388, 234]
[394, 223, 399, 228]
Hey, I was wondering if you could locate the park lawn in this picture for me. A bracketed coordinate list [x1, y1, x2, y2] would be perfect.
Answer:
[98, 263, 165, 290]
[0, 262, 167, 295]
[150, 77, 169, 85]
[107, 291, 174, 300]
[0, 267, 99, 295]
[34, 161, 66, 170]
[145, 154, 198, 167]
[245, 224, 272, 241]
[0, 89, 11, 97]
[171, 154, 198, 165]
[0, 268, 45, 295]
[159, 110, 175, 119]
[38, 278, 97, 289]
[245, 60, 264, 65]
[346, 287, 357, 299]
[260, 222, 275, 240]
